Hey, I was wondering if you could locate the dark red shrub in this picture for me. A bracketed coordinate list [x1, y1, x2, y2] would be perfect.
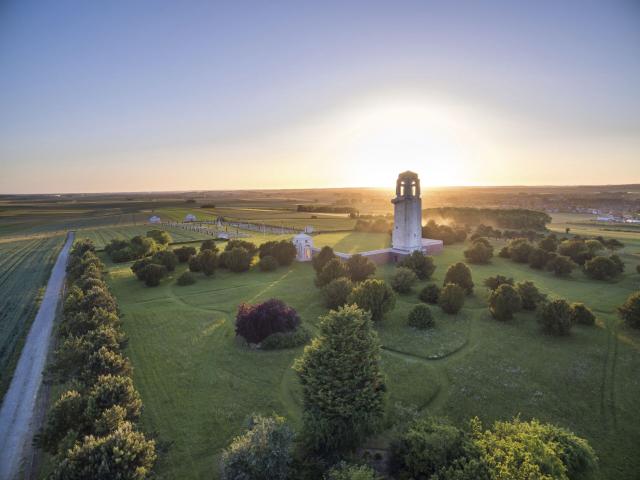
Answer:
[235, 299, 300, 344]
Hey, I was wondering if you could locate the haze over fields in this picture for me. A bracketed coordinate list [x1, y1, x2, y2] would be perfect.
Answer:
[1, 0, 639, 193]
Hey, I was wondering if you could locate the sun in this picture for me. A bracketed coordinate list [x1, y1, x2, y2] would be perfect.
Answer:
[327, 95, 488, 187]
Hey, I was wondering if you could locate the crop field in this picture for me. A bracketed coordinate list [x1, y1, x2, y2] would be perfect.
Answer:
[101, 229, 640, 480]
[156, 206, 356, 232]
[0, 235, 66, 399]
[76, 224, 214, 250]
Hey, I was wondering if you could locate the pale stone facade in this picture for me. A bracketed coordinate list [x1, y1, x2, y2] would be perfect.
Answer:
[391, 171, 424, 252]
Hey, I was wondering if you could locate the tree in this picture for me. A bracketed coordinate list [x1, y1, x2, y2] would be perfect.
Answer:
[507, 238, 534, 263]
[225, 239, 258, 257]
[407, 304, 434, 329]
[389, 417, 470, 479]
[528, 247, 549, 269]
[72, 238, 96, 256]
[584, 256, 619, 280]
[538, 235, 558, 253]
[488, 284, 522, 321]
[558, 239, 591, 265]
[438, 283, 465, 314]
[443, 263, 474, 294]
[464, 240, 494, 264]
[293, 305, 385, 453]
[347, 279, 396, 322]
[201, 239, 218, 252]
[483, 275, 513, 291]
[312, 246, 337, 273]
[515, 281, 546, 310]
[322, 277, 354, 310]
[315, 258, 349, 287]
[146, 229, 171, 245]
[225, 247, 252, 272]
[391, 267, 418, 294]
[151, 250, 178, 272]
[86, 374, 142, 422]
[235, 299, 300, 344]
[141, 263, 167, 286]
[538, 299, 573, 335]
[346, 254, 376, 282]
[547, 255, 575, 277]
[609, 254, 625, 274]
[176, 271, 196, 286]
[52, 421, 156, 480]
[498, 246, 510, 258]
[260, 240, 297, 266]
[570, 303, 596, 326]
[472, 418, 596, 480]
[618, 291, 640, 329]
[220, 415, 294, 480]
[82, 346, 132, 385]
[419, 284, 440, 304]
[197, 249, 218, 276]
[188, 254, 202, 272]
[258, 255, 278, 271]
[398, 251, 436, 280]
[174, 246, 196, 262]
[325, 462, 380, 480]
[39, 389, 87, 454]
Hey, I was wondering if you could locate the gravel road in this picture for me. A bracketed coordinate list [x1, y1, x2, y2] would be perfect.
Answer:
[0, 232, 74, 480]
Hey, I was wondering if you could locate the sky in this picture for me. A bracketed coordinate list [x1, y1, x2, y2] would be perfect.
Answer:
[0, 0, 639, 193]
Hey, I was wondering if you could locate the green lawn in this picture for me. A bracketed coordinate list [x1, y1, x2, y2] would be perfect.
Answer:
[104, 232, 640, 479]
[0, 235, 66, 400]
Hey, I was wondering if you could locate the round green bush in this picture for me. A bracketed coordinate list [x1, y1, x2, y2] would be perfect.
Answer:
[538, 299, 573, 335]
[443, 262, 474, 294]
[618, 291, 640, 329]
[258, 255, 278, 272]
[390, 267, 417, 294]
[347, 279, 396, 322]
[176, 271, 196, 286]
[322, 277, 354, 310]
[407, 304, 434, 329]
[488, 284, 522, 321]
[570, 303, 595, 326]
[438, 283, 465, 314]
[419, 284, 440, 304]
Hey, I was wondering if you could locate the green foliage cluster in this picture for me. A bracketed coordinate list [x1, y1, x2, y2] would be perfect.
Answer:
[407, 304, 434, 329]
[515, 281, 546, 310]
[422, 220, 467, 245]
[398, 251, 436, 280]
[176, 271, 196, 286]
[346, 254, 377, 282]
[258, 255, 279, 271]
[488, 284, 522, 321]
[316, 258, 349, 287]
[105, 232, 165, 263]
[438, 283, 465, 314]
[463, 237, 494, 264]
[570, 303, 596, 326]
[419, 283, 440, 304]
[618, 291, 640, 329]
[46, 239, 155, 478]
[584, 255, 623, 280]
[424, 207, 551, 230]
[389, 416, 596, 480]
[220, 247, 252, 272]
[538, 299, 573, 335]
[325, 462, 380, 480]
[348, 279, 396, 322]
[294, 305, 386, 453]
[443, 262, 474, 294]
[130, 249, 179, 286]
[259, 240, 297, 266]
[322, 277, 354, 310]
[391, 267, 418, 294]
[483, 275, 513, 291]
[220, 415, 294, 480]
[173, 245, 197, 262]
[261, 327, 312, 350]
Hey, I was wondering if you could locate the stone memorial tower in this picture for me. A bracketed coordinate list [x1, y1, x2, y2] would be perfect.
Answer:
[392, 171, 423, 252]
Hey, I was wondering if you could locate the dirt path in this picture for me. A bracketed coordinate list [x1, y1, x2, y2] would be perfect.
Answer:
[0, 232, 74, 480]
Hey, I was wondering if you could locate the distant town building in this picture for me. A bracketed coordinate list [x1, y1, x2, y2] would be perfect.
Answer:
[149, 215, 161, 224]
[184, 213, 197, 222]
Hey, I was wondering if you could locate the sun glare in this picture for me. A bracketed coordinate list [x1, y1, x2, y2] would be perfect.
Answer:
[327, 96, 490, 187]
